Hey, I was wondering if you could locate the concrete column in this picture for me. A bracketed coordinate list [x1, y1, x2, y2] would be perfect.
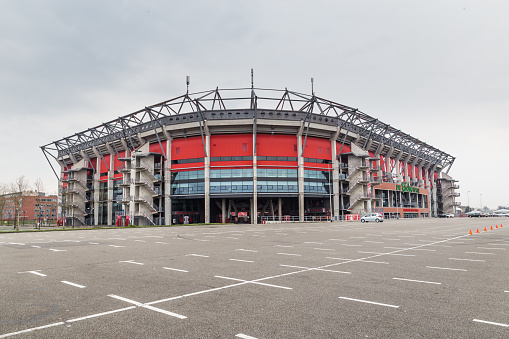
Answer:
[129, 153, 136, 224]
[278, 197, 282, 221]
[204, 134, 210, 224]
[94, 159, 100, 226]
[331, 138, 340, 218]
[297, 131, 305, 221]
[164, 137, 172, 225]
[252, 130, 258, 224]
[107, 155, 114, 226]
[222, 198, 226, 224]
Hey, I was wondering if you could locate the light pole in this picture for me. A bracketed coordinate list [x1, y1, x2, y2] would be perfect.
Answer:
[467, 191, 470, 211]
[480, 194, 483, 212]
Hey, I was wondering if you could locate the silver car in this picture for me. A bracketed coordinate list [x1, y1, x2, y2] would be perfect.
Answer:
[360, 213, 384, 223]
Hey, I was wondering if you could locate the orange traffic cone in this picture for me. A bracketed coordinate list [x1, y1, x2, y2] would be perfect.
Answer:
[501, 224, 503, 227]
[476, 228, 480, 233]
[469, 230, 473, 235]
[490, 226, 493, 230]
[496, 225, 499, 228]
[484, 227, 487, 231]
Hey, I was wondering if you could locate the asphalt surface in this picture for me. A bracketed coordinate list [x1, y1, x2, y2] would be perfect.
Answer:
[0, 218, 507, 338]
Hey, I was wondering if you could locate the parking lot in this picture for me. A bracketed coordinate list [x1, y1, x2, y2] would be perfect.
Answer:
[0, 218, 507, 338]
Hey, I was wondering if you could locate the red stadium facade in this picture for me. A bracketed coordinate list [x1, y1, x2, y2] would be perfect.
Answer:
[41, 87, 458, 226]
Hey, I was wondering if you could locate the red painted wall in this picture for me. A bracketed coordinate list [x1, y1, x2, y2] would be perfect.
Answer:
[150, 141, 167, 154]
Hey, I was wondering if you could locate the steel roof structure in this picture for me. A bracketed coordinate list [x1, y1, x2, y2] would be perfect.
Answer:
[41, 87, 455, 179]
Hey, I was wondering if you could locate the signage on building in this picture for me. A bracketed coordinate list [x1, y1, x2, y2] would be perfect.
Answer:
[396, 182, 419, 193]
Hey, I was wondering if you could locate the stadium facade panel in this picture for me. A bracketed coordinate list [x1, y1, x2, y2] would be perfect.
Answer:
[41, 87, 459, 226]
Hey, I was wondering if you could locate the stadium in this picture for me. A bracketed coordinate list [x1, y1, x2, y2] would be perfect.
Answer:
[41, 82, 459, 226]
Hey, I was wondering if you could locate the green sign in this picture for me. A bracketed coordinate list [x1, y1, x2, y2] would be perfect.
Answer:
[396, 182, 419, 193]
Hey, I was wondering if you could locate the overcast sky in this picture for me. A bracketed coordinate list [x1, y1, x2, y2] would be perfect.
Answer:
[1, 0, 508, 209]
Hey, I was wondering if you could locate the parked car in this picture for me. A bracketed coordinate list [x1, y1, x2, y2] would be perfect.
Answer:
[468, 212, 482, 217]
[445, 213, 454, 218]
[360, 213, 383, 223]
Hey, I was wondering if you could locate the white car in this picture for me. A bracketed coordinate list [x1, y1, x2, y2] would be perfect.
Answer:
[360, 213, 384, 223]
[445, 213, 454, 218]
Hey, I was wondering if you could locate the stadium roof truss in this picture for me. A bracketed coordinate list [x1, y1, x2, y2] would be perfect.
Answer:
[41, 87, 455, 180]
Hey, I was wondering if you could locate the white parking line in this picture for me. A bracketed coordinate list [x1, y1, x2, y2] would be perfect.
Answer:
[277, 253, 301, 256]
[186, 254, 209, 258]
[449, 258, 485, 262]
[229, 259, 254, 263]
[280, 264, 351, 274]
[215, 276, 292, 290]
[464, 252, 495, 255]
[49, 249, 66, 252]
[426, 266, 467, 272]
[364, 241, 384, 244]
[109, 294, 187, 319]
[393, 277, 441, 285]
[23, 270, 46, 277]
[119, 260, 144, 265]
[163, 267, 189, 273]
[342, 244, 362, 247]
[338, 297, 399, 308]
[66, 306, 136, 323]
[304, 241, 323, 244]
[109, 245, 124, 248]
[236, 334, 259, 339]
[472, 319, 509, 327]
[235, 249, 258, 252]
[0, 322, 65, 338]
[61, 281, 86, 288]
[477, 247, 505, 250]
[314, 248, 335, 251]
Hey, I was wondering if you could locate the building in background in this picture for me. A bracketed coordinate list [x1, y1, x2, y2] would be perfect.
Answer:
[1, 192, 58, 225]
[41, 86, 458, 226]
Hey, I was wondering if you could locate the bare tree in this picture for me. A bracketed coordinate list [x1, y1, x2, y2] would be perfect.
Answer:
[34, 178, 45, 195]
[10, 176, 30, 231]
[0, 183, 7, 225]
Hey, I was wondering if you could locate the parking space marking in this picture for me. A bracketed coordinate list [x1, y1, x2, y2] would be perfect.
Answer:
[449, 258, 485, 262]
[109, 245, 124, 248]
[464, 252, 495, 255]
[186, 254, 209, 258]
[304, 241, 323, 244]
[215, 276, 292, 290]
[364, 241, 383, 244]
[393, 277, 441, 285]
[338, 297, 399, 308]
[277, 253, 301, 256]
[359, 260, 390, 264]
[342, 244, 362, 247]
[89, 242, 99, 245]
[325, 257, 353, 261]
[0, 322, 65, 338]
[313, 248, 335, 251]
[49, 249, 66, 252]
[22, 270, 47, 277]
[135, 240, 146, 242]
[280, 264, 351, 274]
[119, 260, 144, 265]
[477, 247, 505, 250]
[31, 245, 41, 248]
[426, 266, 467, 271]
[383, 238, 401, 241]
[108, 294, 187, 319]
[61, 281, 86, 288]
[66, 306, 136, 323]
[163, 267, 189, 273]
[472, 319, 509, 327]
[229, 259, 254, 263]
[236, 334, 258, 339]
[235, 249, 258, 252]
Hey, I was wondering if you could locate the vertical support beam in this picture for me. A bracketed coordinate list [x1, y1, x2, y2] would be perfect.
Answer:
[222, 198, 226, 224]
[204, 133, 211, 224]
[164, 136, 172, 225]
[94, 156, 101, 226]
[297, 124, 305, 221]
[252, 97, 258, 224]
[331, 128, 340, 219]
[107, 154, 114, 226]
[278, 197, 282, 221]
